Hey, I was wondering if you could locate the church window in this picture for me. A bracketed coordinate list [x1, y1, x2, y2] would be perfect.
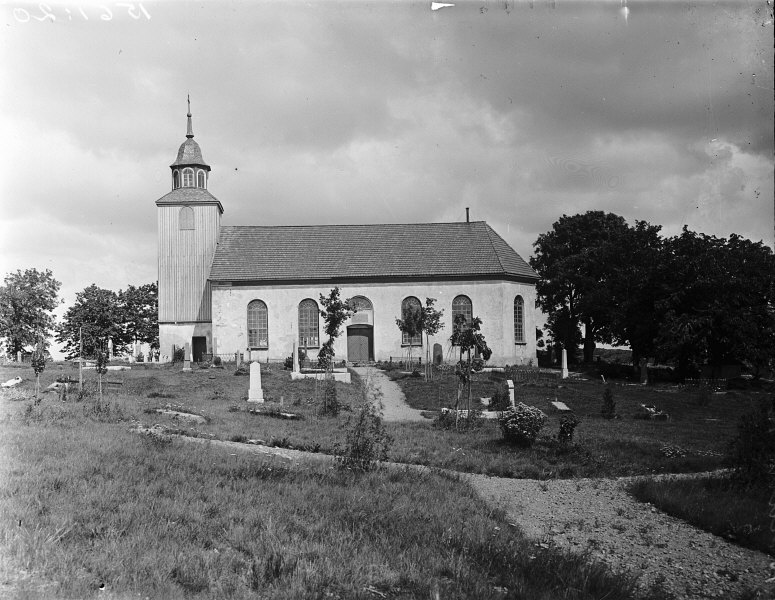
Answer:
[247, 300, 268, 349]
[183, 168, 194, 187]
[172, 170, 180, 189]
[179, 206, 194, 230]
[197, 170, 206, 188]
[298, 299, 320, 349]
[452, 295, 472, 335]
[514, 295, 525, 344]
[400, 297, 422, 346]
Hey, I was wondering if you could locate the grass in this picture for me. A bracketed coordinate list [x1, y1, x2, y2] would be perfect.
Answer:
[627, 476, 774, 556]
[0, 376, 672, 600]
[383, 369, 771, 478]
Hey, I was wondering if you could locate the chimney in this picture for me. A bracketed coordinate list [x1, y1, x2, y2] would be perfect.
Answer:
[465, 207, 469, 223]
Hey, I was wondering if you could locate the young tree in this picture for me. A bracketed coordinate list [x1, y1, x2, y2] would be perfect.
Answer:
[0, 268, 61, 358]
[449, 314, 491, 426]
[395, 301, 422, 370]
[57, 285, 129, 359]
[120, 283, 159, 353]
[31, 339, 46, 402]
[421, 298, 445, 380]
[318, 288, 354, 414]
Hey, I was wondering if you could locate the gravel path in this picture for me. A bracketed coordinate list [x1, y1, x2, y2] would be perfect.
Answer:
[466, 473, 775, 599]
[351, 366, 427, 422]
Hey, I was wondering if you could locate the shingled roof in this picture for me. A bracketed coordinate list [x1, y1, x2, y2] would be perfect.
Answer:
[209, 221, 538, 283]
[155, 188, 224, 212]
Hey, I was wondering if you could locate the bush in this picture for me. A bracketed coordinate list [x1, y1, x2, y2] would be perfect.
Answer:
[601, 387, 617, 419]
[335, 401, 392, 471]
[136, 352, 145, 363]
[728, 397, 775, 486]
[212, 356, 222, 366]
[499, 403, 547, 447]
[490, 383, 511, 411]
[172, 347, 185, 363]
[557, 414, 580, 446]
[433, 408, 483, 431]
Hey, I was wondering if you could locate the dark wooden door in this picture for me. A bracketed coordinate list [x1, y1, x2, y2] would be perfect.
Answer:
[192, 337, 207, 362]
[347, 326, 373, 362]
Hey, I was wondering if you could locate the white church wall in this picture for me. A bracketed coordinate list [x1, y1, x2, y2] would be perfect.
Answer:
[159, 322, 212, 362]
[212, 279, 536, 366]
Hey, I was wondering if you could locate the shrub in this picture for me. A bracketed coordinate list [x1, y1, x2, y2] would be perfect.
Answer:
[490, 383, 511, 411]
[499, 403, 547, 447]
[728, 397, 775, 486]
[601, 387, 617, 419]
[136, 352, 145, 363]
[433, 408, 483, 431]
[283, 355, 293, 370]
[557, 414, 580, 446]
[213, 356, 222, 366]
[335, 400, 392, 471]
[172, 347, 185, 363]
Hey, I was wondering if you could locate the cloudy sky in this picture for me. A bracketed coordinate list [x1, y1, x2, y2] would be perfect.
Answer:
[0, 0, 772, 355]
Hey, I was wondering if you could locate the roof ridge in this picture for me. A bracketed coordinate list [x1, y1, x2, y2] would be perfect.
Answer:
[483, 223, 507, 273]
[221, 221, 488, 230]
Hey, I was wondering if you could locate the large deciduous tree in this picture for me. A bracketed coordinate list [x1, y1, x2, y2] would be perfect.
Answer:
[530, 212, 631, 363]
[655, 228, 775, 378]
[120, 283, 159, 350]
[57, 284, 130, 359]
[0, 268, 61, 357]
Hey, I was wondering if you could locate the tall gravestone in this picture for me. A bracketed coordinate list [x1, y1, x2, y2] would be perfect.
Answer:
[561, 349, 568, 379]
[433, 343, 443, 366]
[292, 342, 300, 373]
[248, 362, 264, 403]
[639, 358, 649, 384]
[182, 342, 192, 372]
[107, 338, 113, 360]
[507, 380, 515, 407]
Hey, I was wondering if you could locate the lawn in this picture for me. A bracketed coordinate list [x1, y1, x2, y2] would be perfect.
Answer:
[627, 476, 774, 556]
[0, 364, 674, 600]
[2, 362, 766, 481]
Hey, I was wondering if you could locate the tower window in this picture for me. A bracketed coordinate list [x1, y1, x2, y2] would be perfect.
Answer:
[247, 300, 268, 349]
[183, 168, 194, 187]
[197, 170, 206, 188]
[179, 206, 194, 230]
[172, 170, 180, 190]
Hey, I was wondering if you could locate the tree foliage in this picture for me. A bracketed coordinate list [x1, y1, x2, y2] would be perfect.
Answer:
[0, 268, 61, 357]
[449, 314, 492, 423]
[318, 287, 354, 369]
[120, 283, 159, 350]
[57, 285, 129, 359]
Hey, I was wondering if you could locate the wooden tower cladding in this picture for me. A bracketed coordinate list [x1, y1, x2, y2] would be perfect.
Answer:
[155, 99, 223, 332]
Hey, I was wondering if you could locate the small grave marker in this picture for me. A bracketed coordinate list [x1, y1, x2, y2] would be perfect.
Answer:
[550, 401, 572, 413]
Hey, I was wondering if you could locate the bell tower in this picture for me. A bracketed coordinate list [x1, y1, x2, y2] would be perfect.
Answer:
[155, 98, 223, 362]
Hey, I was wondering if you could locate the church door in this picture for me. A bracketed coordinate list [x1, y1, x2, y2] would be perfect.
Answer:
[192, 337, 207, 362]
[347, 326, 373, 362]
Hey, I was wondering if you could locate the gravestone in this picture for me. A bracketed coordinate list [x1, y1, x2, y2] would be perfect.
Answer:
[551, 401, 572, 413]
[561, 349, 568, 379]
[292, 342, 300, 373]
[433, 343, 443, 366]
[236, 351, 241, 368]
[506, 380, 515, 407]
[212, 337, 218, 362]
[16, 351, 21, 363]
[108, 338, 113, 360]
[639, 358, 649, 384]
[248, 362, 264, 403]
[182, 342, 192, 372]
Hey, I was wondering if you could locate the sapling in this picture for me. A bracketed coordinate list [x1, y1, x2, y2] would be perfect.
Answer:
[96, 350, 108, 405]
[31, 340, 46, 403]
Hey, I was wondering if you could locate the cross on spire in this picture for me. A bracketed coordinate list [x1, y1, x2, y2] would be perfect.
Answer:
[186, 94, 194, 138]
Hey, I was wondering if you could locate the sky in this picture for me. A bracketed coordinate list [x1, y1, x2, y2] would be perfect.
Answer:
[0, 0, 772, 358]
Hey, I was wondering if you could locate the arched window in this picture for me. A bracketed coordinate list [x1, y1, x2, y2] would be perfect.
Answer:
[298, 299, 319, 348]
[179, 206, 194, 230]
[247, 300, 268, 349]
[452, 295, 473, 335]
[182, 168, 194, 187]
[401, 297, 422, 346]
[197, 170, 206, 189]
[172, 170, 180, 190]
[514, 295, 525, 343]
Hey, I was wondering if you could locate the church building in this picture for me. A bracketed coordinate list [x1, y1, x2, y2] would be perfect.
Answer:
[156, 105, 539, 365]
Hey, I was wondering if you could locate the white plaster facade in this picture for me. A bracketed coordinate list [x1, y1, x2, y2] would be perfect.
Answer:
[211, 279, 536, 366]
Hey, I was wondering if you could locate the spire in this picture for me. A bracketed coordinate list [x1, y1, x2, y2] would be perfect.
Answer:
[186, 94, 194, 138]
